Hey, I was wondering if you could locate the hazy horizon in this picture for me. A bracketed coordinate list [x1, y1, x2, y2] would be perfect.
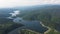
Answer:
[0, 0, 60, 8]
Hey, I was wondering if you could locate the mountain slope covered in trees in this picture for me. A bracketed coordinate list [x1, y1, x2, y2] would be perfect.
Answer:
[19, 5, 60, 34]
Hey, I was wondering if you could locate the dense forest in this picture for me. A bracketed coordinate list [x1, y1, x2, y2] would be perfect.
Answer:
[0, 5, 60, 34]
[19, 29, 40, 34]
[0, 18, 23, 34]
[19, 5, 60, 34]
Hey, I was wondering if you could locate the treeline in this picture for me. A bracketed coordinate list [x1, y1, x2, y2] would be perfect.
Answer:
[0, 18, 23, 34]
[19, 29, 42, 34]
[20, 5, 60, 31]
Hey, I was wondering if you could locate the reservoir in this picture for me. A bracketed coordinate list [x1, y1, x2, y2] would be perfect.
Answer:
[12, 17, 48, 33]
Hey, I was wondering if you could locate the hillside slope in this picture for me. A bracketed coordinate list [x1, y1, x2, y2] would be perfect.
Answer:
[20, 5, 60, 32]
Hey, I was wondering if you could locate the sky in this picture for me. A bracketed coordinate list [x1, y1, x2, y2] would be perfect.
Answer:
[0, 0, 60, 8]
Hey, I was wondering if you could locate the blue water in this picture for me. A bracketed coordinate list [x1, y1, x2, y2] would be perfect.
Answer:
[0, 10, 48, 34]
[19, 21, 48, 33]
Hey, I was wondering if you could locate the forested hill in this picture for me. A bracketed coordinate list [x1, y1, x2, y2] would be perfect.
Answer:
[20, 5, 60, 31]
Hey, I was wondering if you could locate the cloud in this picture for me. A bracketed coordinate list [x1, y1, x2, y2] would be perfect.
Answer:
[0, 0, 60, 8]
[8, 10, 20, 19]
[10, 10, 20, 17]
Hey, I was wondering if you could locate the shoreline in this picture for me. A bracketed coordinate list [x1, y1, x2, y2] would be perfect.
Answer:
[40, 22, 51, 34]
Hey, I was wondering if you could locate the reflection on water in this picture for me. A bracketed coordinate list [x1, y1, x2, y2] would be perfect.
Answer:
[9, 17, 48, 33]
[13, 17, 23, 23]
[7, 10, 48, 33]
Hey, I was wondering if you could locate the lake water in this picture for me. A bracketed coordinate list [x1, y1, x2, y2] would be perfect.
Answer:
[12, 17, 48, 33]
[0, 10, 48, 34]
